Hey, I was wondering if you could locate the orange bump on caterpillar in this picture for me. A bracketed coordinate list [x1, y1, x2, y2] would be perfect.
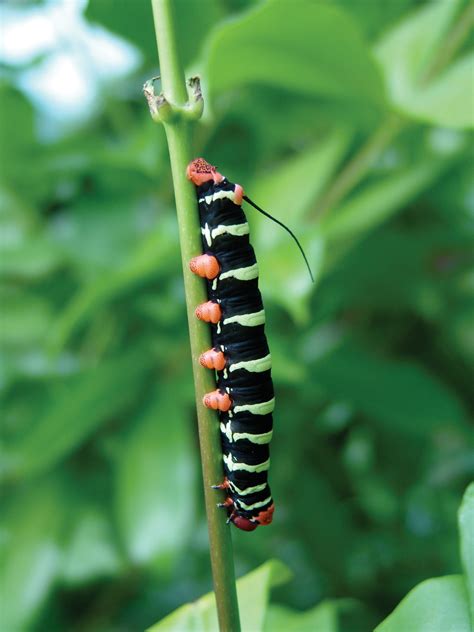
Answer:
[195, 301, 222, 324]
[256, 503, 274, 526]
[203, 389, 232, 412]
[189, 254, 220, 280]
[199, 348, 226, 371]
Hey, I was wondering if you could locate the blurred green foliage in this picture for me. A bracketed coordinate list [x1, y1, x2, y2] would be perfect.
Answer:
[0, 0, 473, 630]
[149, 485, 474, 631]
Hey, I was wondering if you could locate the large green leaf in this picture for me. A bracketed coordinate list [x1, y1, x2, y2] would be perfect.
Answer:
[376, 0, 473, 128]
[264, 601, 338, 632]
[311, 342, 467, 434]
[206, 0, 386, 107]
[0, 481, 65, 631]
[0, 234, 62, 280]
[247, 131, 351, 320]
[320, 157, 455, 243]
[49, 222, 177, 352]
[61, 506, 123, 585]
[86, 0, 225, 68]
[319, 222, 473, 318]
[319, 152, 461, 276]
[374, 575, 471, 632]
[3, 350, 153, 480]
[115, 391, 196, 563]
[0, 290, 52, 347]
[148, 559, 292, 632]
[0, 85, 35, 166]
[86, 0, 155, 61]
[335, 0, 416, 40]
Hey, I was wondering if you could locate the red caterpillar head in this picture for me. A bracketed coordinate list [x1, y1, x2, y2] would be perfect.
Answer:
[232, 515, 258, 531]
[186, 158, 224, 186]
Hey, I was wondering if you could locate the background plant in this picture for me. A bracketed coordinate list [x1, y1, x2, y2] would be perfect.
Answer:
[0, 1, 472, 630]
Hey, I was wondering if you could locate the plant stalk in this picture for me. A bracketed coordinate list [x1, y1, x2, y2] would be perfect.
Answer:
[314, 113, 403, 219]
[149, 1, 241, 631]
[423, 0, 474, 83]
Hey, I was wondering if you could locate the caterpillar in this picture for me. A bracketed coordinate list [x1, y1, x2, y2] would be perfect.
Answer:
[187, 158, 312, 531]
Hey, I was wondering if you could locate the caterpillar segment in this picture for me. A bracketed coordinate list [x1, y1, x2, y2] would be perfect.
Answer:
[188, 157, 274, 531]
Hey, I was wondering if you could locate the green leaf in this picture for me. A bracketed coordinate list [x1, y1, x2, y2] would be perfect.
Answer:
[85, 0, 225, 68]
[207, 0, 386, 107]
[0, 481, 64, 631]
[250, 131, 352, 224]
[0, 291, 52, 347]
[148, 559, 292, 632]
[319, 223, 473, 319]
[247, 131, 351, 321]
[53, 198, 150, 272]
[402, 53, 474, 129]
[335, 0, 416, 40]
[49, 223, 177, 352]
[0, 186, 62, 280]
[376, 0, 473, 128]
[311, 342, 467, 434]
[115, 392, 196, 563]
[374, 575, 471, 632]
[320, 157, 454, 243]
[3, 350, 153, 480]
[85, 0, 155, 61]
[0, 235, 62, 280]
[0, 85, 35, 164]
[61, 507, 123, 585]
[264, 601, 338, 632]
[0, 185, 38, 237]
[459, 483, 474, 621]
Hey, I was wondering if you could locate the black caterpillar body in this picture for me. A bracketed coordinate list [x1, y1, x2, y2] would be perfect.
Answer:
[187, 158, 274, 532]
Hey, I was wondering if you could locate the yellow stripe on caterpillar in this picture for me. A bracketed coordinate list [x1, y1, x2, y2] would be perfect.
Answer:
[223, 310, 265, 327]
[234, 496, 273, 511]
[229, 354, 271, 373]
[228, 481, 268, 496]
[219, 263, 259, 282]
[223, 454, 270, 473]
[233, 398, 275, 415]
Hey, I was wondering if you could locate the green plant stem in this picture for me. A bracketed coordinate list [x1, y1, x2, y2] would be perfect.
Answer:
[150, 2, 241, 631]
[423, 0, 474, 83]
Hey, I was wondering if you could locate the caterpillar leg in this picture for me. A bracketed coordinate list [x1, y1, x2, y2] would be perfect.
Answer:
[195, 301, 222, 324]
[200, 348, 226, 371]
[211, 477, 230, 490]
[217, 497, 234, 509]
[189, 254, 220, 279]
[203, 389, 231, 412]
